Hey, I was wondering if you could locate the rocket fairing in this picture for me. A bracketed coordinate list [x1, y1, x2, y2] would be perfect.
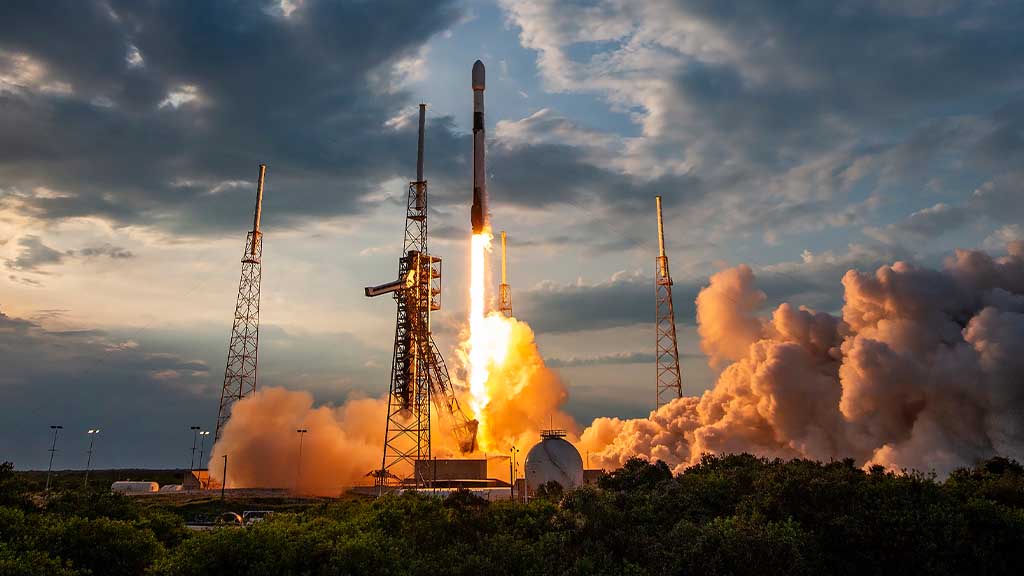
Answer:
[471, 60, 488, 234]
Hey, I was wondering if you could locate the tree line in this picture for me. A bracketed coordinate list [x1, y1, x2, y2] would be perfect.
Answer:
[2, 454, 1023, 575]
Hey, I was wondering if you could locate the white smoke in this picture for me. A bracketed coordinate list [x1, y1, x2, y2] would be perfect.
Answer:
[582, 242, 1024, 476]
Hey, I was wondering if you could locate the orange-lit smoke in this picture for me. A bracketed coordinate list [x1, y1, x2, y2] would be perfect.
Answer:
[463, 230, 576, 452]
[457, 312, 577, 453]
[208, 387, 386, 495]
[209, 385, 509, 493]
[208, 225, 576, 492]
[581, 243, 1024, 477]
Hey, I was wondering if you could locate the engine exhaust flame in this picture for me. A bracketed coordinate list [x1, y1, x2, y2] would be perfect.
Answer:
[468, 232, 494, 430]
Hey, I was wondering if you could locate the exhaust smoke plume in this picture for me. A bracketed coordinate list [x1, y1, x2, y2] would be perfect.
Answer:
[457, 312, 577, 452]
[208, 388, 386, 495]
[211, 314, 575, 492]
[213, 242, 1023, 491]
[581, 242, 1024, 476]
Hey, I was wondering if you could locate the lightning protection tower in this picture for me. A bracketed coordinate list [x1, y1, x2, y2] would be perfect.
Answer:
[655, 195, 683, 409]
[365, 105, 478, 486]
[214, 164, 266, 442]
[498, 230, 512, 317]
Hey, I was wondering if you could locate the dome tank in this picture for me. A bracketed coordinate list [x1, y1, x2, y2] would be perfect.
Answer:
[524, 430, 584, 494]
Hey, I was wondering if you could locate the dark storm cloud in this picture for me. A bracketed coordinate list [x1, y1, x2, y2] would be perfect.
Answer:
[5, 235, 65, 271]
[0, 0, 463, 234]
[546, 351, 657, 368]
[76, 244, 135, 259]
[665, 0, 1024, 153]
[4, 235, 135, 274]
[518, 273, 691, 333]
[487, 141, 704, 218]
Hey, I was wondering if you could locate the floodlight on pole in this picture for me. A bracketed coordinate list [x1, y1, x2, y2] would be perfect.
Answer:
[198, 431, 210, 472]
[295, 428, 308, 492]
[189, 426, 201, 471]
[510, 446, 520, 501]
[84, 429, 100, 488]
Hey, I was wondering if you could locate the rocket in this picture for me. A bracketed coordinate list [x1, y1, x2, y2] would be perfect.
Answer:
[471, 60, 488, 234]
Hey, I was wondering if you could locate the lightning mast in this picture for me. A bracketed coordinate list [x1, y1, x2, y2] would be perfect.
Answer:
[365, 105, 478, 486]
[655, 195, 683, 409]
[498, 230, 512, 317]
[214, 164, 266, 442]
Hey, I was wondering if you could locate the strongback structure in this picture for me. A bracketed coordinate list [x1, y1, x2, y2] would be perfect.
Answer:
[365, 105, 478, 486]
[655, 195, 683, 409]
[214, 164, 267, 442]
[499, 230, 512, 317]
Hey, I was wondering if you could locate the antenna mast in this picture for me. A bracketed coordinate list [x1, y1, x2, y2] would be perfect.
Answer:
[215, 164, 267, 441]
[655, 196, 683, 409]
[499, 230, 512, 317]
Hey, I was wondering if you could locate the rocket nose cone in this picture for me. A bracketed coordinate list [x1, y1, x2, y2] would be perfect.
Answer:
[472, 60, 485, 90]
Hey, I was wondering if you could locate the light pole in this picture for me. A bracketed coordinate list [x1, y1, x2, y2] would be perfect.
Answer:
[45, 425, 63, 493]
[197, 431, 210, 470]
[221, 454, 228, 500]
[189, 426, 201, 471]
[295, 428, 308, 492]
[510, 446, 520, 501]
[84, 429, 100, 488]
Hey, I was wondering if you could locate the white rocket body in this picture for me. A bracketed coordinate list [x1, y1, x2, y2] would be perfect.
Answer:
[471, 60, 487, 234]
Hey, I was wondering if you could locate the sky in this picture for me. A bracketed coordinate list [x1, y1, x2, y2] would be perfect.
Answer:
[1, 0, 1022, 469]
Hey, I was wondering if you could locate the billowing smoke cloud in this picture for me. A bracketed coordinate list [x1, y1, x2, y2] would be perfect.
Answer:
[461, 314, 577, 452]
[210, 315, 576, 493]
[213, 243, 1023, 488]
[208, 388, 386, 495]
[582, 242, 1024, 476]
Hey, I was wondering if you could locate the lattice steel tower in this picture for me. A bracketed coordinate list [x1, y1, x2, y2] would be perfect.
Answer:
[214, 164, 266, 442]
[365, 105, 477, 486]
[655, 195, 683, 409]
[498, 230, 512, 317]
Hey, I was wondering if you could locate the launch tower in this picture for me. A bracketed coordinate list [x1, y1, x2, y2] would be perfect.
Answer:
[365, 105, 478, 486]
[655, 195, 683, 409]
[214, 164, 267, 442]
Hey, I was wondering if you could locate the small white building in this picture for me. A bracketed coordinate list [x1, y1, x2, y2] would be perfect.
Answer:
[524, 430, 584, 495]
[111, 481, 159, 495]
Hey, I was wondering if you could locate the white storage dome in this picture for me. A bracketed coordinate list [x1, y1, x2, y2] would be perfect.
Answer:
[524, 430, 583, 494]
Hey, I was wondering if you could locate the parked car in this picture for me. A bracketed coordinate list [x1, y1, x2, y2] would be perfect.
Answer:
[243, 510, 274, 525]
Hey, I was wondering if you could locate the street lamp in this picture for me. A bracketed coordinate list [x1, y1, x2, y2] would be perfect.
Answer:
[189, 426, 201, 471]
[510, 446, 520, 501]
[84, 429, 100, 488]
[45, 425, 63, 493]
[295, 429, 308, 492]
[197, 431, 210, 471]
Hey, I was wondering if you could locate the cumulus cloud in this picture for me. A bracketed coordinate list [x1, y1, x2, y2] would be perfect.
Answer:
[499, 0, 1024, 244]
[582, 243, 1024, 476]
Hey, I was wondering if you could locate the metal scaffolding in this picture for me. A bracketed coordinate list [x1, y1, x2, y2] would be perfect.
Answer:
[366, 105, 477, 486]
[655, 195, 683, 409]
[214, 164, 266, 442]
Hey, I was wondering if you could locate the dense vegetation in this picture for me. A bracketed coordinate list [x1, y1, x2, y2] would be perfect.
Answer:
[2, 455, 1023, 575]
